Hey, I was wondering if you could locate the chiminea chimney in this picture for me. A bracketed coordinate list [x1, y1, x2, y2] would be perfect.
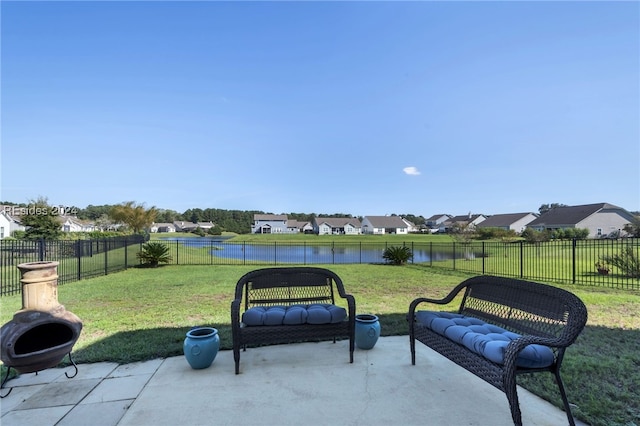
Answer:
[1, 261, 83, 377]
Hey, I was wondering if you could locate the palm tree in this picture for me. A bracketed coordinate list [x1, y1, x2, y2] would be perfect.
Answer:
[110, 201, 157, 234]
[136, 242, 172, 267]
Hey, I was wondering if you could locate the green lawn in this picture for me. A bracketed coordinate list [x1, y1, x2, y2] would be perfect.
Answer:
[1, 264, 638, 425]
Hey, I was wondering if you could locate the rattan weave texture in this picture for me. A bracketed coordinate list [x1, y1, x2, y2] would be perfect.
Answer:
[231, 267, 355, 374]
[409, 275, 587, 426]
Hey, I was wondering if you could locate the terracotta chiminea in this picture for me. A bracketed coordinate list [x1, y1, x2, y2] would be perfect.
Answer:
[1, 261, 83, 377]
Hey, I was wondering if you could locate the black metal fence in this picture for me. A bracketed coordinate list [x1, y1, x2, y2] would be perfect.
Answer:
[1, 236, 638, 296]
[0, 236, 146, 296]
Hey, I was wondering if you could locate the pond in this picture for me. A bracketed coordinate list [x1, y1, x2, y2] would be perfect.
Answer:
[160, 237, 459, 264]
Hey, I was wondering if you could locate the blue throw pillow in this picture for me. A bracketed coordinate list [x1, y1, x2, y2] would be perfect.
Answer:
[416, 310, 555, 369]
[283, 305, 309, 325]
[306, 304, 347, 324]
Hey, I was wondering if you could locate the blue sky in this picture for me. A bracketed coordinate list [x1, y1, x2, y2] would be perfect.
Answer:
[2, 1, 639, 217]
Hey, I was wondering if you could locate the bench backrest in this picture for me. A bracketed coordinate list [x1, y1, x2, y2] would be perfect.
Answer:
[235, 267, 344, 311]
[458, 276, 588, 344]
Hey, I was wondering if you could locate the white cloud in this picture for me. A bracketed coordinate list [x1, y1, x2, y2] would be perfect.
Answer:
[403, 166, 421, 176]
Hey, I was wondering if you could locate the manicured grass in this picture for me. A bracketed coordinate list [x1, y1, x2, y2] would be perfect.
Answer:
[1, 264, 638, 425]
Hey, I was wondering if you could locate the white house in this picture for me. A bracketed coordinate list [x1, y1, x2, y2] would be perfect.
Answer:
[526, 203, 634, 238]
[440, 214, 487, 233]
[477, 213, 538, 234]
[0, 210, 25, 239]
[424, 214, 451, 232]
[60, 216, 95, 232]
[313, 217, 362, 235]
[150, 222, 177, 233]
[251, 214, 293, 234]
[361, 216, 408, 235]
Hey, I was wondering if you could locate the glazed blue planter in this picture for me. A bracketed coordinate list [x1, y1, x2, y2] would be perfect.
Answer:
[355, 314, 380, 350]
[184, 327, 220, 369]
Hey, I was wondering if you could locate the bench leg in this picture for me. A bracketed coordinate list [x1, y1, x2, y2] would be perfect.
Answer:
[504, 376, 523, 426]
[554, 369, 576, 426]
[410, 335, 416, 365]
[233, 346, 240, 375]
[349, 337, 354, 363]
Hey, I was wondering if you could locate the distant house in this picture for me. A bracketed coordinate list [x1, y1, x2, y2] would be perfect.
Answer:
[0, 209, 25, 239]
[477, 213, 538, 234]
[402, 218, 418, 233]
[285, 220, 313, 234]
[251, 214, 292, 234]
[425, 214, 451, 227]
[526, 202, 634, 238]
[425, 214, 451, 233]
[150, 222, 177, 233]
[60, 216, 95, 232]
[173, 221, 214, 233]
[313, 217, 362, 235]
[440, 214, 487, 233]
[361, 216, 408, 235]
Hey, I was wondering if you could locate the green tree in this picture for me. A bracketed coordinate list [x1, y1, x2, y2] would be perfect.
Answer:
[78, 204, 113, 220]
[110, 201, 157, 234]
[623, 215, 640, 238]
[136, 242, 172, 267]
[20, 197, 62, 240]
[382, 246, 413, 265]
[538, 203, 568, 215]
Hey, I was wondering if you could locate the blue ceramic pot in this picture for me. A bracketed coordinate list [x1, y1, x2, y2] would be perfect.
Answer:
[184, 327, 220, 369]
[355, 314, 380, 350]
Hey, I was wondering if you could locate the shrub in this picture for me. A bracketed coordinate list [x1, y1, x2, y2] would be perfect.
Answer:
[137, 242, 172, 267]
[382, 246, 413, 265]
[601, 248, 640, 278]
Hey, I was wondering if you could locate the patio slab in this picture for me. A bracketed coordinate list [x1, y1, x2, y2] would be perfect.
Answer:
[1, 336, 584, 426]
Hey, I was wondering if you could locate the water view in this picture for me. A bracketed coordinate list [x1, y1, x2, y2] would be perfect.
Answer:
[160, 237, 457, 264]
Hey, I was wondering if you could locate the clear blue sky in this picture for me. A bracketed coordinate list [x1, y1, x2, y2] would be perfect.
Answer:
[2, 1, 639, 217]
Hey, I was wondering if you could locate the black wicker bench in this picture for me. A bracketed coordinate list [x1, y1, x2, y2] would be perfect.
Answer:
[408, 275, 587, 426]
[231, 267, 356, 374]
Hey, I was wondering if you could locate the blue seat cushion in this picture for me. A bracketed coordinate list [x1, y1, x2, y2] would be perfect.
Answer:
[415, 311, 554, 369]
[243, 304, 347, 326]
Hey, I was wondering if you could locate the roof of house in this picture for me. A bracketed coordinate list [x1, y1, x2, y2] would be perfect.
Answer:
[364, 216, 408, 228]
[287, 220, 309, 229]
[254, 214, 288, 221]
[152, 222, 176, 228]
[426, 214, 450, 221]
[477, 213, 537, 228]
[446, 214, 485, 224]
[527, 203, 629, 227]
[315, 217, 362, 227]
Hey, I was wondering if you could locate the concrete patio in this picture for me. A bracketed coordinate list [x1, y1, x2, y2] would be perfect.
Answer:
[1, 336, 580, 426]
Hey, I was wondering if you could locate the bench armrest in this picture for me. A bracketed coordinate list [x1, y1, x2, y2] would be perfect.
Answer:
[408, 281, 469, 319]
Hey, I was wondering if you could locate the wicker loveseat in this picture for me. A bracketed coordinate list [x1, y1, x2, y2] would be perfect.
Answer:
[231, 267, 355, 374]
[408, 275, 588, 426]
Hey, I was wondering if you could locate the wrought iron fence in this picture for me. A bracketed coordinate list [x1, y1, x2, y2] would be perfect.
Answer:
[1, 236, 638, 296]
[0, 236, 146, 296]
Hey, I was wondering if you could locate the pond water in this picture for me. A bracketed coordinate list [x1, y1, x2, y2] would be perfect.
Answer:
[160, 237, 458, 264]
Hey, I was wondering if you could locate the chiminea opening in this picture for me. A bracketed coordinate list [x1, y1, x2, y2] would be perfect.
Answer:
[1, 261, 83, 398]
[14, 323, 74, 355]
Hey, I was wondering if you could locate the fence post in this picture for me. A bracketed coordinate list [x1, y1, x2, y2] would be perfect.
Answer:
[520, 241, 524, 278]
[38, 238, 45, 261]
[104, 239, 108, 276]
[482, 241, 485, 274]
[572, 238, 577, 284]
[124, 237, 128, 269]
[411, 242, 415, 264]
[453, 242, 456, 270]
[430, 242, 433, 267]
[76, 240, 82, 281]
